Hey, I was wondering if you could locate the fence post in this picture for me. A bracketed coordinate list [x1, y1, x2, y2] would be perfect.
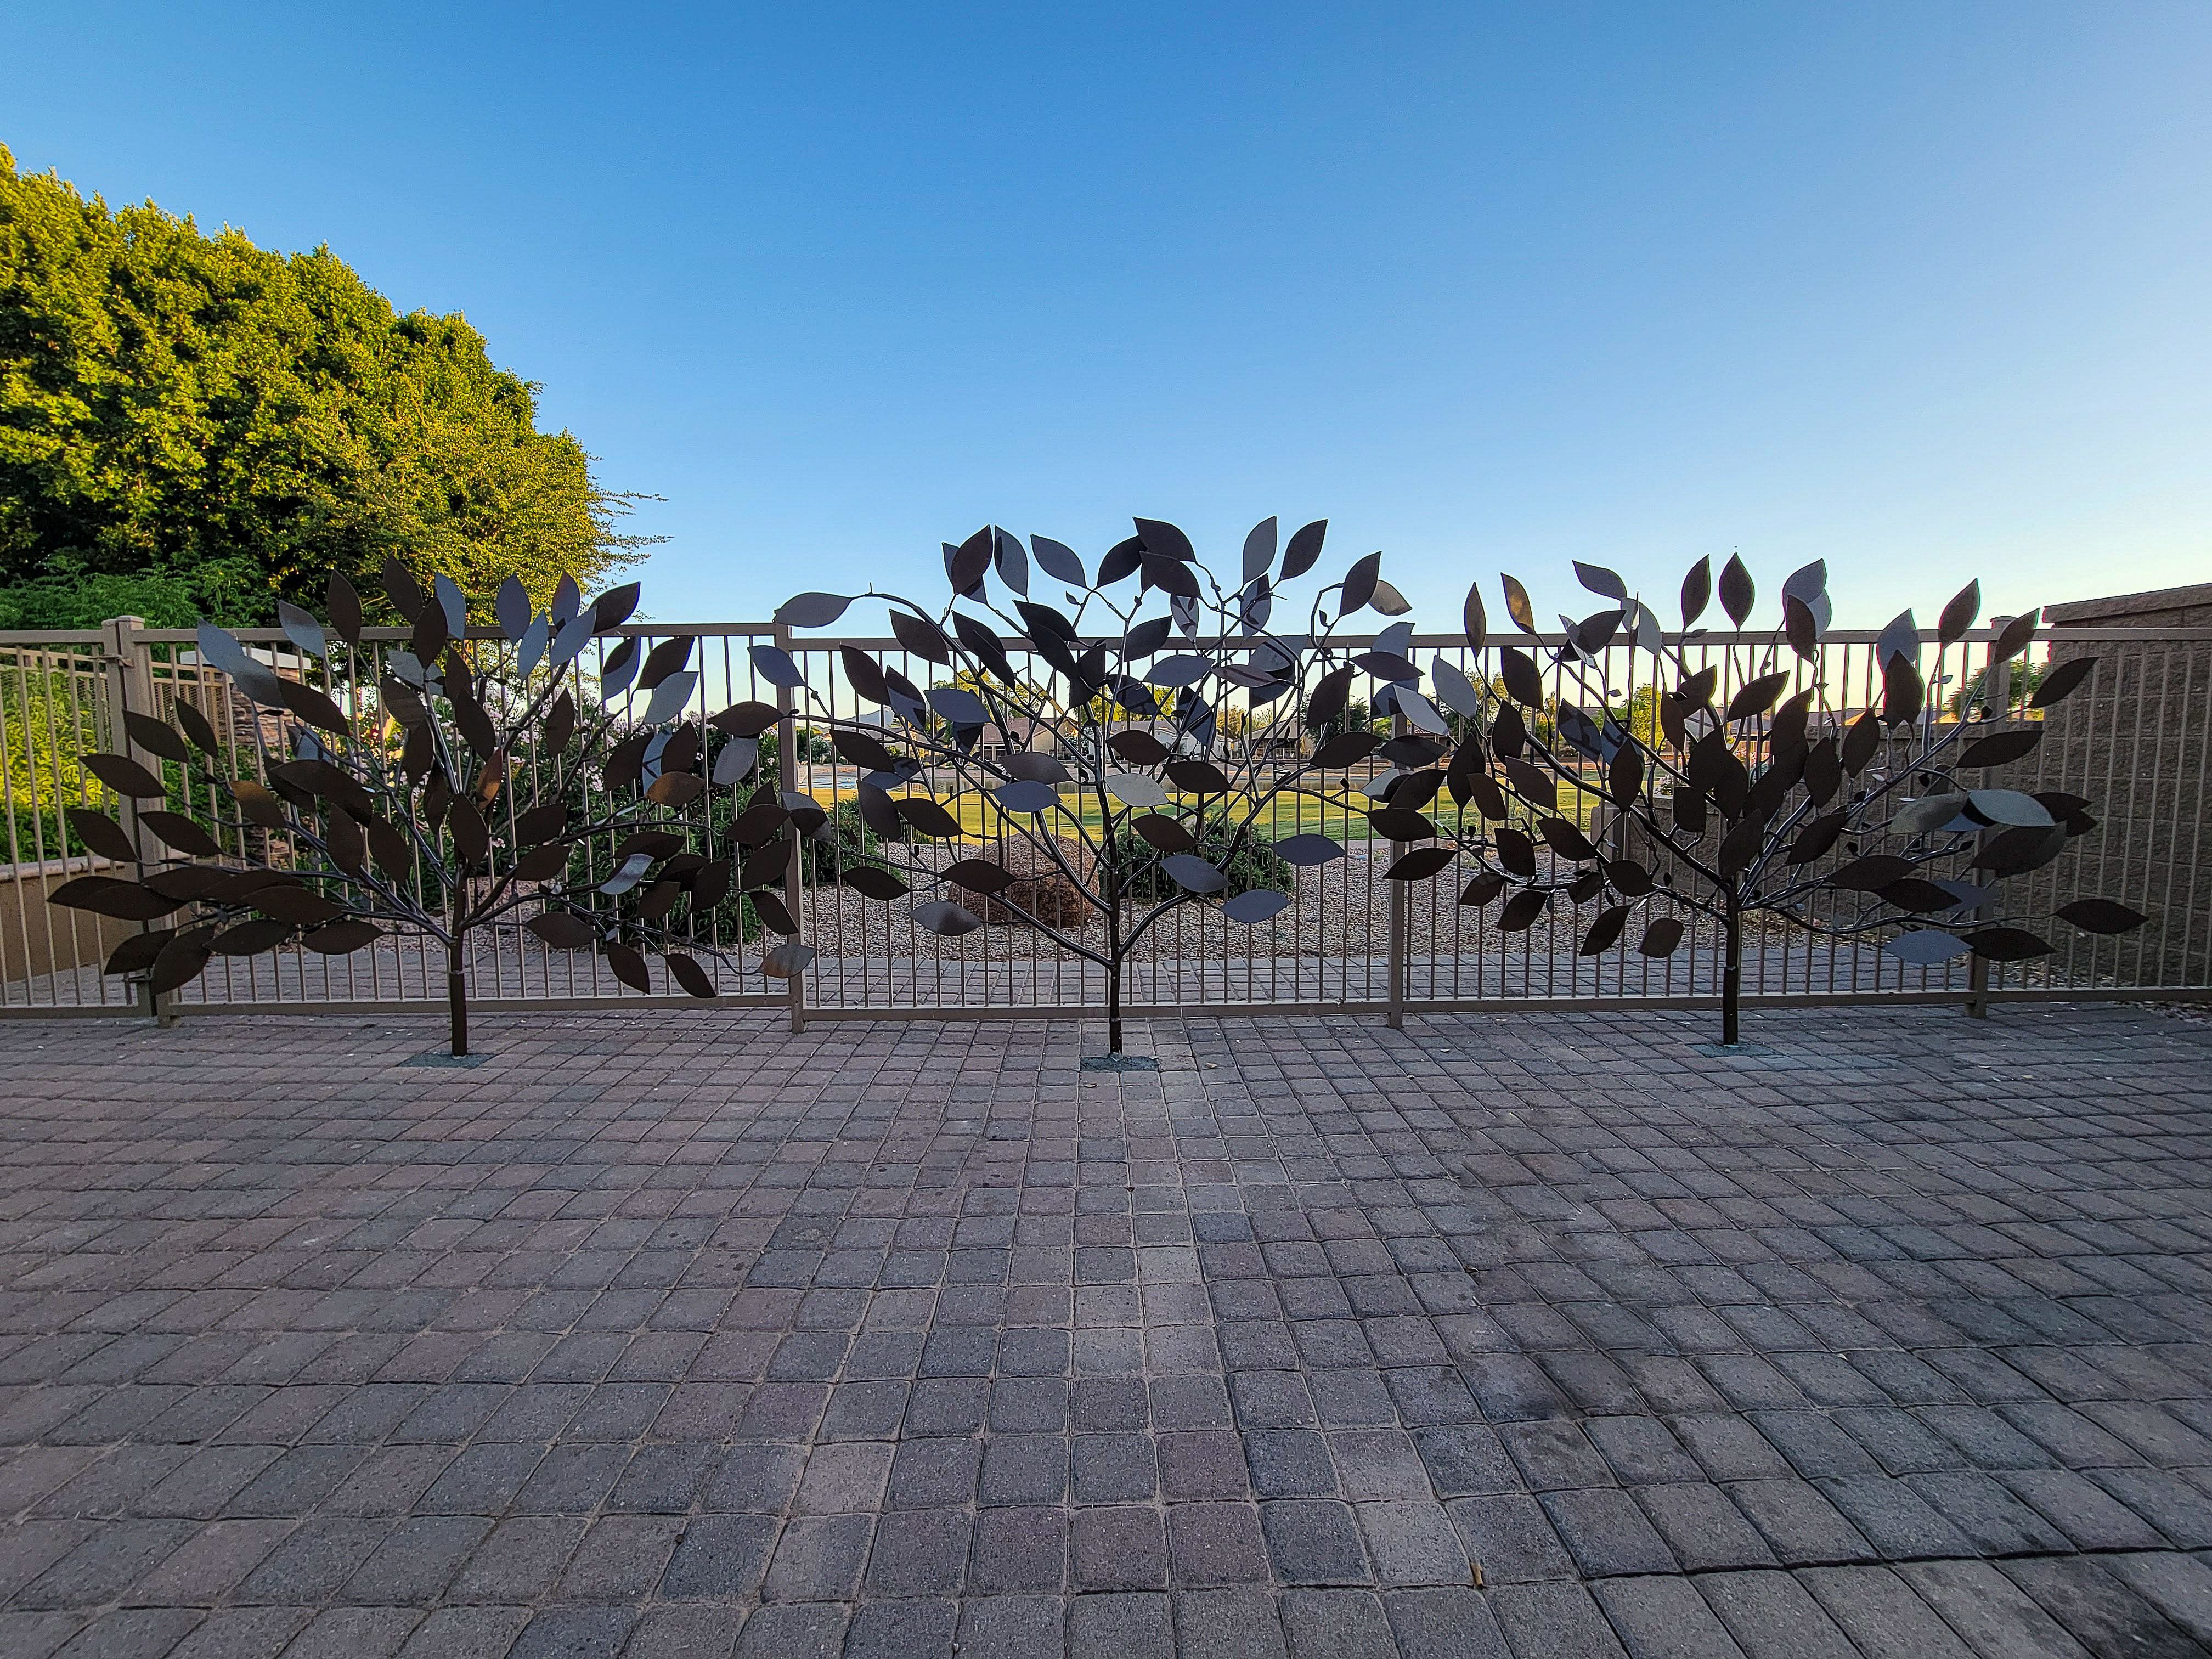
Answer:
[100, 616, 177, 1027]
[1963, 652, 2013, 1019]
[776, 624, 808, 1034]
[1387, 707, 1409, 1029]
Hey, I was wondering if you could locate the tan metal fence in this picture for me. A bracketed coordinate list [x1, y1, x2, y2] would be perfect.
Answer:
[4, 617, 2207, 1025]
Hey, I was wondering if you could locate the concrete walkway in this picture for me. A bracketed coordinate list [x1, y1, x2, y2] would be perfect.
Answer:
[0, 1001, 2207, 1657]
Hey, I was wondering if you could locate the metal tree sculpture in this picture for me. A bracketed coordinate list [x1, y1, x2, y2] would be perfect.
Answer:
[1393, 556, 2145, 1045]
[764, 518, 1426, 1054]
[49, 562, 806, 1054]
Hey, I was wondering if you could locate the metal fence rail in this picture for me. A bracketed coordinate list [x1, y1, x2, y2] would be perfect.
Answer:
[4, 617, 2207, 1025]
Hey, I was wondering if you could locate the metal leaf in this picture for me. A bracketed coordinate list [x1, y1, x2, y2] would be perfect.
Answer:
[1383, 846, 1455, 881]
[1223, 888, 1290, 924]
[383, 556, 425, 622]
[775, 592, 853, 629]
[1282, 520, 1328, 580]
[328, 572, 365, 646]
[1972, 823, 2069, 876]
[711, 701, 782, 738]
[640, 672, 698, 728]
[761, 940, 817, 977]
[600, 852, 655, 895]
[148, 934, 214, 995]
[82, 752, 168, 799]
[1725, 672, 1792, 723]
[1892, 793, 1969, 835]
[278, 600, 326, 661]
[604, 941, 653, 992]
[751, 891, 800, 935]
[1391, 687, 1449, 736]
[1828, 854, 1917, 891]
[713, 737, 760, 785]
[1500, 574, 1537, 634]
[1884, 928, 1971, 964]
[1680, 557, 1712, 628]
[1370, 578, 1411, 617]
[1431, 659, 1482, 718]
[1965, 927, 2053, 962]
[1143, 553, 1200, 599]
[944, 859, 1017, 894]
[411, 597, 450, 667]
[172, 702, 221, 757]
[50, 875, 183, 920]
[1967, 788, 2055, 827]
[990, 526, 1029, 595]
[1881, 652, 1924, 726]
[1578, 905, 1631, 955]
[2055, 899, 2147, 935]
[914, 900, 984, 937]
[1718, 555, 1754, 625]
[1564, 560, 1625, 602]
[1784, 595, 1818, 661]
[65, 808, 139, 863]
[1937, 580, 1980, 646]
[748, 645, 806, 689]
[1499, 648, 1544, 707]
[994, 780, 1058, 815]
[1005, 752, 1069, 784]
[840, 865, 909, 900]
[1499, 890, 1548, 931]
[273, 679, 348, 736]
[1460, 873, 1506, 908]
[635, 635, 696, 692]
[528, 911, 596, 950]
[209, 919, 292, 957]
[429, 574, 466, 639]
[591, 582, 642, 633]
[889, 611, 952, 666]
[948, 526, 995, 594]
[1369, 808, 1437, 843]
[896, 797, 965, 838]
[495, 574, 532, 641]
[2031, 657, 2095, 709]
[1106, 773, 1169, 810]
[1131, 814, 1196, 853]
[665, 953, 719, 998]
[1637, 917, 1685, 957]
[551, 573, 582, 626]
[251, 885, 343, 927]
[138, 811, 223, 858]
[1781, 558, 1826, 607]
[549, 610, 596, 669]
[1956, 728, 2041, 769]
[1147, 654, 1213, 689]
[1274, 833, 1345, 867]
[1032, 534, 1085, 588]
[300, 919, 380, 955]
[1875, 610, 1921, 668]
[1160, 854, 1227, 894]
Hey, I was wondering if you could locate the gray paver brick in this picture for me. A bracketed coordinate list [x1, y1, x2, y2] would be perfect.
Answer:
[1, 1004, 2208, 1652]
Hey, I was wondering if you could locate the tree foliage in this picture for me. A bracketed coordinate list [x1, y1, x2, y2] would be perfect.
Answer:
[0, 145, 654, 625]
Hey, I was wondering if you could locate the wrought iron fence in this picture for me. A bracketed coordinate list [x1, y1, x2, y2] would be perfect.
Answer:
[4, 617, 2207, 1023]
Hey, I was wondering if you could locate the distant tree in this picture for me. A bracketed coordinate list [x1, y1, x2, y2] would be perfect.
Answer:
[0, 145, 657, 625]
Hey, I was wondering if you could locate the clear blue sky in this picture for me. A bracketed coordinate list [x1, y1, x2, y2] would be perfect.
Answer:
[7, 2, 2208, 629]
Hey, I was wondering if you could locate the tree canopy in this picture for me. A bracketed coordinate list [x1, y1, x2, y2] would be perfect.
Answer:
[0, 144, 654, 626]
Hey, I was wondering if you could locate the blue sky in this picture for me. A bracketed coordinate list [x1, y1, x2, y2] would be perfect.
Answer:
[7, 2, 2208, 630]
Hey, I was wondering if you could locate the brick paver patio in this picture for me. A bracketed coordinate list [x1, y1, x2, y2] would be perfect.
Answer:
[1, 1002, 2209, 1657]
